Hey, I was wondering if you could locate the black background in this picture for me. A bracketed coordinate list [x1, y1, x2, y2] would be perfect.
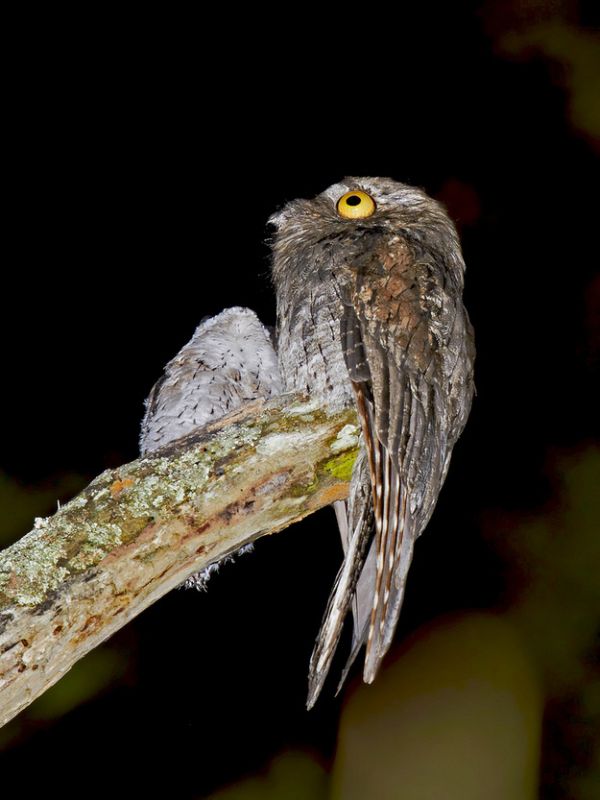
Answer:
[1, 5, 598, 797]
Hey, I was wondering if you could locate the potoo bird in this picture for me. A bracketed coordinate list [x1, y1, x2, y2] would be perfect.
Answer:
[140, 307, 281, 454]
[140, 306, 282, 588]
[269, 177, 475, 707]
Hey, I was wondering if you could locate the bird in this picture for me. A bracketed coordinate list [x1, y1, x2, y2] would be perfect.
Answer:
[140, 306, 282, 588]
[140, 306, 281, 454]
[269, 177, 475, 708]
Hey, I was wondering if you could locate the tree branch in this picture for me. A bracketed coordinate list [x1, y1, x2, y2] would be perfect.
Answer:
[0, 394, 359, 727]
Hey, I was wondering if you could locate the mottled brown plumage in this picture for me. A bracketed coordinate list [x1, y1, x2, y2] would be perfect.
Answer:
[270, 177, 475, 707]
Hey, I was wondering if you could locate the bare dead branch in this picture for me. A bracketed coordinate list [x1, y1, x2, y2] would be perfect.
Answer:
[0, 394, 359, 727]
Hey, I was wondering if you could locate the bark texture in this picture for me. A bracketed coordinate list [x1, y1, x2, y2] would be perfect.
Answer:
[0, 394, 359, 727]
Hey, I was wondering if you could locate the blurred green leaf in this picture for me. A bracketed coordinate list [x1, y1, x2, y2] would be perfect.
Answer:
[498, 448, 600, 689]
[332, 613, 541, 800]
[486, 447, 600, 799]
[207, 751, 328, 800]
[496, 20, 600, 149]
[28, 646, 128, 721]
[0, 646, 128, 750]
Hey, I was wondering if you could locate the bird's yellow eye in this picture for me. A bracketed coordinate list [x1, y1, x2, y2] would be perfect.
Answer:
[336, 190, 376, 219]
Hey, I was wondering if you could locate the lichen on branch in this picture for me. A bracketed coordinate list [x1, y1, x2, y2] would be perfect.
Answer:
[0, 393, 359, 727]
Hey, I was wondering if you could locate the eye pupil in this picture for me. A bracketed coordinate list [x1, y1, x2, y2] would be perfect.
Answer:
[336, 190, 375, 219]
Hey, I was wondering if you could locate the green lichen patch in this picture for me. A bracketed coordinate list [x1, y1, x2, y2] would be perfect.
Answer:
[321, 447, 360, 482]
[0, 529, 70, 606]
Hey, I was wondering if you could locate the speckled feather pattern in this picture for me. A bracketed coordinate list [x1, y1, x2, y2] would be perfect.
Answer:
[140, 307, 282, 454]
[270, 177, 475, 706]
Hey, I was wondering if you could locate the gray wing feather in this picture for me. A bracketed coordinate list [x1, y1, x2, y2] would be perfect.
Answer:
[140, 306, 282, 455]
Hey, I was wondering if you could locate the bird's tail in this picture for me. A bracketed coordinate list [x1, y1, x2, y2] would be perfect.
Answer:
[306, 449, 374, 709]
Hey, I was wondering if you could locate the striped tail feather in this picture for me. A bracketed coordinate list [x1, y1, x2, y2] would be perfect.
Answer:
[353, 377, 418, 685]
[306, 449, 373, 709]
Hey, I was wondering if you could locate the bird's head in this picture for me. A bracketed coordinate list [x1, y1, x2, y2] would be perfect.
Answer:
[269, 177, 465, 286]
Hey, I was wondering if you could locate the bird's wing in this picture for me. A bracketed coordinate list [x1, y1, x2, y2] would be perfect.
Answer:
[344, 239, 474, 684]
[308, 238, 474, 705]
